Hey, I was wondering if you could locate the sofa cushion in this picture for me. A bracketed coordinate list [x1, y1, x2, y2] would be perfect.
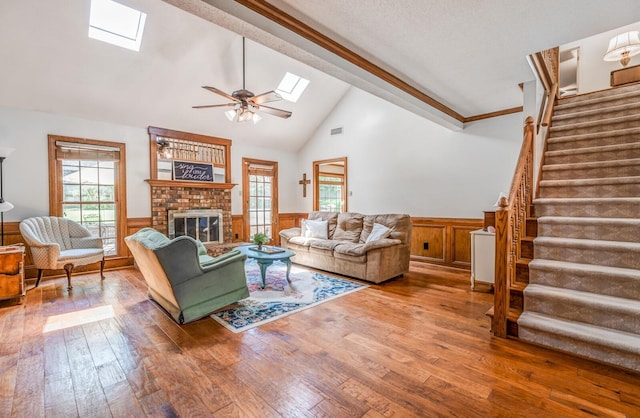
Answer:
[309, 211, 339, 239]
[360, 214, 411, 244]
[301, 219, 329, 239]
[288, 236, 324, 253]
[309, 239, 341, 257]
[333, 212, 364, 243]
[333, 243, 367, 263]
[309, 239, 342, 251]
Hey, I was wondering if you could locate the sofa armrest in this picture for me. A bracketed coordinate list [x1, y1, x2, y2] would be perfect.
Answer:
[200, 250, 247, 271]
[279, 227, 301, 240]
[363, 238, 402, 251]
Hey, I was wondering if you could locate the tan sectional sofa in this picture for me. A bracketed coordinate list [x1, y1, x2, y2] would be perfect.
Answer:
[279, 211, 412, 283]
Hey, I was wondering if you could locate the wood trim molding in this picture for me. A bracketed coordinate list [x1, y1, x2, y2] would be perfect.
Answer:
[463, 106, 524, 123]
[232, 0, 465, 122]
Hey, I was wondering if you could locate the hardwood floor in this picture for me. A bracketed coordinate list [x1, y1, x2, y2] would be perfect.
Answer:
[1, 263, 639, 417]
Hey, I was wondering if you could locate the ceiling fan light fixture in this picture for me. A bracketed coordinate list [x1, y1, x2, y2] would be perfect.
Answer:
[225, 109, 237, 121]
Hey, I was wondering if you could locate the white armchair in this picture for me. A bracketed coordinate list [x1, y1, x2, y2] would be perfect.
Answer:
[19, 216, 105, 289]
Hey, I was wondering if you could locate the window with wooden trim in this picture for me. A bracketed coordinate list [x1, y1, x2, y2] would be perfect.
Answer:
[48, 135, 127, 257]
[313, 157, 347, 212]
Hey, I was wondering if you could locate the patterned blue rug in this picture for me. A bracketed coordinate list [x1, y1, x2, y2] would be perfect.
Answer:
[210, 260, 367, 333]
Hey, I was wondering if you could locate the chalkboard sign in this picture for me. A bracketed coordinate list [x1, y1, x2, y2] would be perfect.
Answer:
[173, 161, 215, 182]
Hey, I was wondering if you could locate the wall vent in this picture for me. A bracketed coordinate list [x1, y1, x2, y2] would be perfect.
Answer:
[330, 127, 343, 136]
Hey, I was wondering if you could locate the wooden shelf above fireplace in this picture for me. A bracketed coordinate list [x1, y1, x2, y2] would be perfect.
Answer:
[145, 179, 237, 190]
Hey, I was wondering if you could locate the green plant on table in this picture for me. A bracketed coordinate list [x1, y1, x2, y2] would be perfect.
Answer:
[252, 233, 269, 248]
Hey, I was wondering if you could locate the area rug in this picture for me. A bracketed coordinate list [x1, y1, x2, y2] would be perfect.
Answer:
[211, 260, 367, 333]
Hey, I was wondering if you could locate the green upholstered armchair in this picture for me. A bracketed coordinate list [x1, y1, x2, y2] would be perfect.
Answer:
[125, 228, 249, 324]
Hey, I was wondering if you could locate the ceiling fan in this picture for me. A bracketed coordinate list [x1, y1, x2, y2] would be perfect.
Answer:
[192, 37, 292, 123]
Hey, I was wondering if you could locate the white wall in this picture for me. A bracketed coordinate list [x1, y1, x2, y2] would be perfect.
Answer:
[297, 88, 525, 218]
[563, 21, 640, 94]
[0, 106, 298, 221]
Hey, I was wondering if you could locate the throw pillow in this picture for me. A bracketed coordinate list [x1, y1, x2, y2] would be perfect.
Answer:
[333, 212, 364, 243]
[301, 219, 329, 239]
[365, 223, 392, 243]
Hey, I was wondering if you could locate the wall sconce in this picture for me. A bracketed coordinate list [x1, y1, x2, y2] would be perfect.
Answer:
[603, 31, 640, 68]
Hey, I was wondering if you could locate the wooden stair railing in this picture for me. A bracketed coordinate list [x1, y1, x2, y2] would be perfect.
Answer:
[492, 116, 535, 338]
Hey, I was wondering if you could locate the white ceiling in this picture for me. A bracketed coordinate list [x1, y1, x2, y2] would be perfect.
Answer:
[0, 0, 349, 152]
[2, 0, 640, 151]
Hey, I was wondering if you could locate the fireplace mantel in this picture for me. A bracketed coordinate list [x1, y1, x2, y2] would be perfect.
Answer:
[145, 179, 237, 190]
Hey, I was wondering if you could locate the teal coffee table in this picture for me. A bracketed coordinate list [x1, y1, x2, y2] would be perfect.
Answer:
[237, 245, 296, 289]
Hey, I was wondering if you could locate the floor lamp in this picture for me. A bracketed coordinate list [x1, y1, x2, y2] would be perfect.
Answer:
[0, 148, 15, 246]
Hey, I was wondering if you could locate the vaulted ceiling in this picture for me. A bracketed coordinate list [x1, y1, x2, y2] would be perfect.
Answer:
[1, 0, 640, 151]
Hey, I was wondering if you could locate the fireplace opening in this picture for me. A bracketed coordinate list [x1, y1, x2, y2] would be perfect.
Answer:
[168, 209, 223, 244]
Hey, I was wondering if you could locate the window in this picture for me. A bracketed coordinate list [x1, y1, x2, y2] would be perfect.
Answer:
[89, 0, 147, 51]
[313, 157, 347, 212]
[48, 136, 127, 257]
[318, 174, 345, 212]
[276, 72, 310, 102]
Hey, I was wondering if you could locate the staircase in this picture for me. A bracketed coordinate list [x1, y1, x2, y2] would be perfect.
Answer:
[518, 83, 640, 372]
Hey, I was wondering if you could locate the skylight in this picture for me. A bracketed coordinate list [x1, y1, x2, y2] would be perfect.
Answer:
[88, 0, 147, 52]
[276, 72, 310, 102]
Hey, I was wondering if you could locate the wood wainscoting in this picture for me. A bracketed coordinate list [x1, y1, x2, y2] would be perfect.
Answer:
[7, 214, 480, 282]
[410, 217, 483, 270]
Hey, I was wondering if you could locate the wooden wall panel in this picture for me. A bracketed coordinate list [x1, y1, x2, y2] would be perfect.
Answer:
[451, 226, 476, 266]
[411, 218, 483, 270]
[231, 215, 244, 242]
[411, 225, 445, 262]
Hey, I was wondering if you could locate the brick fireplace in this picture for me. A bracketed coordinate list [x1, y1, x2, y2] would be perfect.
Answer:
[147, 180, 233, 244]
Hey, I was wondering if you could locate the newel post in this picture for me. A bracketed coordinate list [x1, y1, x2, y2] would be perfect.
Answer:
[492, 197, 510, 338]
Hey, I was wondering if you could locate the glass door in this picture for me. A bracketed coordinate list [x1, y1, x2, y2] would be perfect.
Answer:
[242, 158, 278, 242]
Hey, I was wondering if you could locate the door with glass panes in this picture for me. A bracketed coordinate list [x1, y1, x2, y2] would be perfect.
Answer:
[242, 158, 278, 242]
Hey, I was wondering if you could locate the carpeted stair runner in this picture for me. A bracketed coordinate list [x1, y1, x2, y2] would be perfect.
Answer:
[518, 83, 640, 372]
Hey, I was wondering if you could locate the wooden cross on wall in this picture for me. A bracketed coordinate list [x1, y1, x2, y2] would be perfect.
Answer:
[299, 173, 311, 197]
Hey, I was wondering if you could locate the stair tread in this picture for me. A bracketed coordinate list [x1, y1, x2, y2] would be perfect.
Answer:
[535, 235, 640, 249]
[549, 113, 640, 131]
[518, 311, 640, 352]
[556, 88, 640, 109]
[542, 158, 640, 171]
[548, 126, 640, 143]
[530, 258, 640, 278]
[553, 101, 640, 121]
[539, 176, 640, 186]
[525, 283, 640, 310]
[537, 216, 640, 226]
[545, 141, 640, 156]
[534, 197, 640, 204]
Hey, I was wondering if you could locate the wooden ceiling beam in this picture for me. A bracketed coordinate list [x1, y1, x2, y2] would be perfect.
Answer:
[232, 0, 466, 122]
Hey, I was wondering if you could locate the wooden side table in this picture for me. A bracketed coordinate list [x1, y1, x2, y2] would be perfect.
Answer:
[0, 245, 26, 304]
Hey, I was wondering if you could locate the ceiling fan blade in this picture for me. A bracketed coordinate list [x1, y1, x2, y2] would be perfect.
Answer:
[202, 86, 239, 102]
[256, 104, 292, 119]
[250, 90, 283, 105]
[192, 103, 236, 109]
